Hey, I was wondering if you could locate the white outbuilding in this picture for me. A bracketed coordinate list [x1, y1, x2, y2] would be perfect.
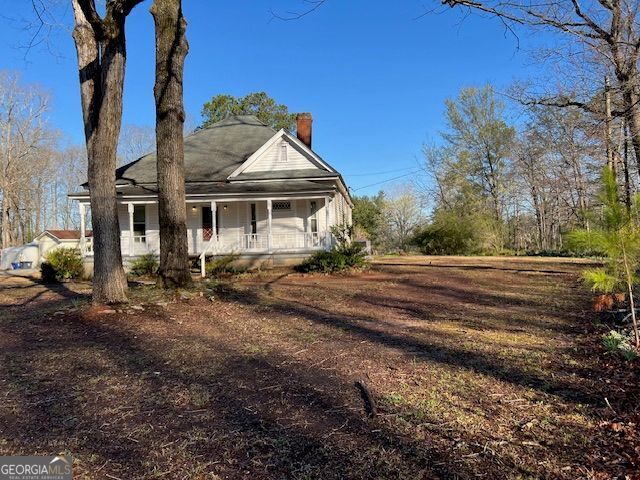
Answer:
[0, 230, 92, 270]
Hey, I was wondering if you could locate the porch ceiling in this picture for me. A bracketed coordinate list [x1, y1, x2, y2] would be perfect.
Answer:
[70, 180, 335, 201]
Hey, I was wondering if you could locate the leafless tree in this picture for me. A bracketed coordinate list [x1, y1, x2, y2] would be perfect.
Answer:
[52, 145, 87, 229]
[382, 184, 425, 250]
[0, 72, 52, 248]
[439, 0, 640, 173]
[0, 71, 86, 247]
[118, 123, 155, 165]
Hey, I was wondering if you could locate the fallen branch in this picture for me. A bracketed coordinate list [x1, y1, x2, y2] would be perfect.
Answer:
[355, 380, 378, 418]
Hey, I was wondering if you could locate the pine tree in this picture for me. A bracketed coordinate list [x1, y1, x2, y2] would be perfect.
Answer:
[569, 168, 640, 348]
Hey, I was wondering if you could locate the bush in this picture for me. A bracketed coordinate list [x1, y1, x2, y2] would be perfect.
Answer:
[602, 330, 637, 361]
[602, 330, 625, 351]
[413, 216, 476, 255]
[40, 247, 84, 283]
[206, 254, 244, 276]
[129, 253, 159, 277]
[296, 243, 368, 273]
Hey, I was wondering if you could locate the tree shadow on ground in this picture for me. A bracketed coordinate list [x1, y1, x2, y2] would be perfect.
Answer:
[214, 283, 600, 407]
[373, 261, 590, 276]
[353, 279, 586, 336]
[0, 299, 527, 479]
[0, 271, 631, 478]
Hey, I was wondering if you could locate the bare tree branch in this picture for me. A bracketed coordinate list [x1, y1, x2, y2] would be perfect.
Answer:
[270, 0, 327, 21]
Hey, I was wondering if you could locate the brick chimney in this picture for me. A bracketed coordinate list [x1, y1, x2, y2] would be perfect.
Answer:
[296, 113, 313, 149]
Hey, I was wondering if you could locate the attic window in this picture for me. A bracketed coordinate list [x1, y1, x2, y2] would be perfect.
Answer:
[273, 201, 291, 211]
[279, 143, 288, 163]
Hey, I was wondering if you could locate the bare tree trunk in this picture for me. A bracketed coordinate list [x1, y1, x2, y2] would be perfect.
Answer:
[34, 179, 43, 235]
[72, 0, 138, 304]
[605, 77, 615, 173]
[151, 0, 192, 288]
[622, 119, 632, 213]
[622, 89, 640, 183]
[1, 119, 14, 248]
[1, 195, 13, 247]
[531, 187, 544, 250]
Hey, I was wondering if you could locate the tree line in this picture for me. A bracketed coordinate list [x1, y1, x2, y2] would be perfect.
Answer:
[0, 73, 172, 250]
[351, 0, 640, 256]
[0, 72, 85, 248]
[353, 83, 631, 256]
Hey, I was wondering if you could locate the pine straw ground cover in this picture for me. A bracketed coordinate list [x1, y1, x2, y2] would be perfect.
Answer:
[0, 256, 638, 479]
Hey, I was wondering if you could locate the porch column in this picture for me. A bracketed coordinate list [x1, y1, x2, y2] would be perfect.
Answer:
[210, 200, 217, 247]
[128, 203, 134, 257]
[79, 203, 86, 257]
[324, 196, 331, 249]
[267, 199, 273, 253]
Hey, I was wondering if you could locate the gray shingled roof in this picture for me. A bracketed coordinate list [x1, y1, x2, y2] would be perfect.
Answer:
[115, 115, 278, 185]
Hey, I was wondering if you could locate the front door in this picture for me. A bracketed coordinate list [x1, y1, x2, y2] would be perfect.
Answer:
[202, 206, 218, 241]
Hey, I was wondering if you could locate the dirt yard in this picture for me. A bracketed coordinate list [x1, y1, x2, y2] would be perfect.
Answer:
[0, 256, 639, 479]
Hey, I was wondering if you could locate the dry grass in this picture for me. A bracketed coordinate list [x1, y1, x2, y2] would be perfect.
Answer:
[0, 256, 638, 479]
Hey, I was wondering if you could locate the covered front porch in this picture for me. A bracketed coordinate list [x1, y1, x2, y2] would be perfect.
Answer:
[78, 195, 336, 265]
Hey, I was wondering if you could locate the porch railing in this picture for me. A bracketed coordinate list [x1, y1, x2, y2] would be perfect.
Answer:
[83, 235, 154, 257]
[120, 235, 155, 256]
[81, 238, 94, 256]
[199, 231, 332, 277]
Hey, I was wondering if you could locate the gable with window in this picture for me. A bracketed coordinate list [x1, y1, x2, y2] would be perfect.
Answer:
[244, 139, 317, 173]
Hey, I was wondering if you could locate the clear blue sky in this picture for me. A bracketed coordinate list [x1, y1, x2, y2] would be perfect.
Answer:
[0, 0, 542, 196]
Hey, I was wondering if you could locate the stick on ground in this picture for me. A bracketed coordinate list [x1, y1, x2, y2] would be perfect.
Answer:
[355, 380, 378, 418]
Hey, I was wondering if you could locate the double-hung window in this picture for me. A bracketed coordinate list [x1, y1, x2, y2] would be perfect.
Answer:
[133, 205, 146, 242]
[309, 201, 318, 234]
[279, 143, 288, 163]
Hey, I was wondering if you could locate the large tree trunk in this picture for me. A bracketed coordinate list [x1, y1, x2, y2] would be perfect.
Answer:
[151, 0, 192, 288]
[72, 0, 129, 304]
[1, 193, 13, 248]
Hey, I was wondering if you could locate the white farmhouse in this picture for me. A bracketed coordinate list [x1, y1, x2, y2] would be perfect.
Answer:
[70, 114, 353, 274]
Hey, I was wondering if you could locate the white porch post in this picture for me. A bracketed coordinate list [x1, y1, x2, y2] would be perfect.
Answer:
[324, 196, 331, 249]
[267, 199, 273, 253]
[79, 203, 86, 257]
[127, 203, 134, 257]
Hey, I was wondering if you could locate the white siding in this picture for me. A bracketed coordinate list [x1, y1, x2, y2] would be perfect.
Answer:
[318, 197, 329, 232]
[271, 200, 304, 234]
[255, 201, 268, 235]
[244, 139, 317, 173]
[345, 197, 353, 226]
[118, 203, 129, 233]
[38, 236, 58, 260]
[218, 202, 244, 244]
[145, 204, 160, 254]
[187, 204, 200, 254]
[118, 203, 160, 254]
[36, 236, 81, 264]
